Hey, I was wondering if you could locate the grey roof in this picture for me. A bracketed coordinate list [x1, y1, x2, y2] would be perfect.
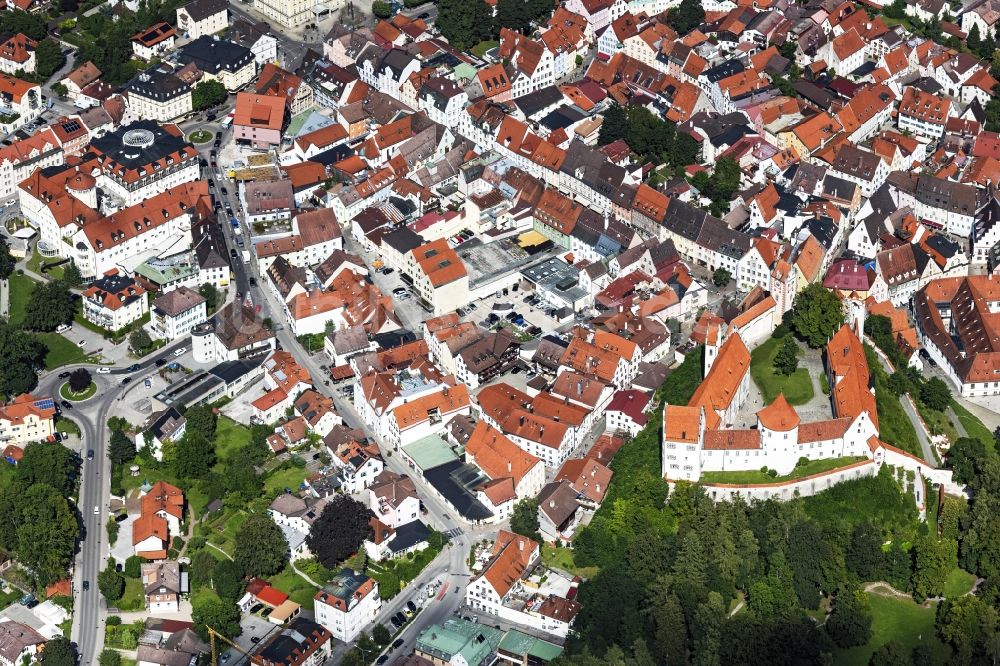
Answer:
[382, 227, 424, 254]
[0, 622, 45, 663]
[181, 0, 227, 22]
[147, 407, 185, 442]
[153, 286, 205, 317]
[537, 479, 579, 527]
[387, 520, 431, 553]
[178, 36, 254, 75]
[193, 221, 230, 271]
[141, 561, 182, 595]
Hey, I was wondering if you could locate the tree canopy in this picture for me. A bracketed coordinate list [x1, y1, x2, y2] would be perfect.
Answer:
[597, 104, 697, 170]
[234, 513, 288, 577]
[666, 0, 705, 35]
[435, 0, 495, 50]
[40, 638, 77, 666]
[307, 495, 372, 568]
[24, 281, 74, 332]
[510, 498, 541, 543]
[0, 236, 14, 280]
[17, 442, 79, 497]
[174, 431, 216, 481]
[69, 367, 92, 393]
[192, 80, 227, 111]
[192, 597, 242, 641]
[0, 322, 45, 395]
[791, 283, 845, 348]
[109, 429, 137, 466]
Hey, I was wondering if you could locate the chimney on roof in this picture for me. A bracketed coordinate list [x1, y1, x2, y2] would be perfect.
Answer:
[518, 539, 523, 551]
[549, 500, 555, 509]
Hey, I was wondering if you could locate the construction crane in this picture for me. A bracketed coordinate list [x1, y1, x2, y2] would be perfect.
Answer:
[207, 626, 255, 666]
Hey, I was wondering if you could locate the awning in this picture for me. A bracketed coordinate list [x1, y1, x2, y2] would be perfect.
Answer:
[518, 230, 549, 248]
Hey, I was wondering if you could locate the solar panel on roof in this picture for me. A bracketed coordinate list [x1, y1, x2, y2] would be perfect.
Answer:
[34, 399, 54, 410]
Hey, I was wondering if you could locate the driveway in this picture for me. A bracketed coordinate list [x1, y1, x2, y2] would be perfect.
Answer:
[110, 515, 138, 563]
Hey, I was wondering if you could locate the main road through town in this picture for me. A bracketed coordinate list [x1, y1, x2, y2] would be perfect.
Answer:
[52, 340, 191, 666]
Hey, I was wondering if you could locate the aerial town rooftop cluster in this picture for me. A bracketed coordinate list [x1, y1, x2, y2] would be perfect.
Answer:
[0, 0, 999, 660]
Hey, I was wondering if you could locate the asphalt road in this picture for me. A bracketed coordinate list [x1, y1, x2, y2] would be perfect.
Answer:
[55, 339, 192, 666]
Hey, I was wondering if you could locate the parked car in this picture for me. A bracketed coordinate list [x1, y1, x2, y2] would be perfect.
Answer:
[87, 450, 94, 460]
[381, 267, 394, 275]
[96, 367, 111, 374]
[392, 638, 405, 649]
[406, 601, 417, 612]
[58, 371, 70, 379]
[121, 377, 131, 386]
[155, 358, 167, 367]
[376, 657, 388, 665]
[173, 347, 187, 357]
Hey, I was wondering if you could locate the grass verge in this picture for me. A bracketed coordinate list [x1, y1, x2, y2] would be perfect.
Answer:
[950, 400, 995, 452]
[699, 456, 868, 485]
[60, 381, 96, 401]
[7, 273, 36, 327]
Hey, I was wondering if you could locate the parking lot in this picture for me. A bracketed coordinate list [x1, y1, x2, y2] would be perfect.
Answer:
[459, 282, 561, 340]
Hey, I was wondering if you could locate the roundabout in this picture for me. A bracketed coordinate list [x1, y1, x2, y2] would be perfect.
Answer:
[188, 130, 214, 144]
[60, 380, 97, 401]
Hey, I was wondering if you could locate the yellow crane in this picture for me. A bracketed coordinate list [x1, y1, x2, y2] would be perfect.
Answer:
[207, 626, 255, 666]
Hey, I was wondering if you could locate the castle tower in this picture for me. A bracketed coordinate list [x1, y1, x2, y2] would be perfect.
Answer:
[756, 394, 800, 475]
[845, 292, 866, 339]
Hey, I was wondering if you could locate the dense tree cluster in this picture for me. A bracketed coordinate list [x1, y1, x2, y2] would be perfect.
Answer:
[557, 339, 1000, 664]
[665, 0, 705, 35]
[598, 104, 698, 171]
[0, 321, 46, 395]
[435, 0, 496, 50]
[691, 157, 743, 216]
[0, 443, 80, 586]
[234, 513, 288, 577]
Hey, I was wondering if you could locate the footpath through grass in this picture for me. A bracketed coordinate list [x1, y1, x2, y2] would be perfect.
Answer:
[749, 336, 814, 405]
[699, 456, 867, 485]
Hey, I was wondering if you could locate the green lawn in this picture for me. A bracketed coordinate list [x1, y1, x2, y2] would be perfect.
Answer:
[115, 577, 145, 611]
[39, 332, 92, 369]
[60, 381, 96, 401]
[834, 594, 949, 666]
[26, 248, 67, 282]
[7, 273, 36, 327]
[951, 400, 995, 452]
[269, 564, 320, 607]
[205, 509, 247, 556]
[56, 417, 80, 436]
[700, 456, 867, 485]
[264, 465, 310, 496]
[943, 567, 976, 599]
[0, 585, 20, 611]
[542, 545, 599, 579]
[749, 336, 815, 405]
[471, 40, 498, 57]
[215, 417, 252, 464]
